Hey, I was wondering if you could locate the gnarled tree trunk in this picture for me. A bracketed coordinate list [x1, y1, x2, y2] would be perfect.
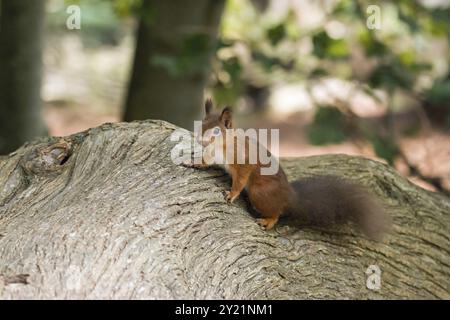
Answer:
[0, 120, 449, 299]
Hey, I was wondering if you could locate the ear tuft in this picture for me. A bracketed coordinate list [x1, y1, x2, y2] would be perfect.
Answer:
[205, 98, 213, 115]
[220, 106, 233, 128]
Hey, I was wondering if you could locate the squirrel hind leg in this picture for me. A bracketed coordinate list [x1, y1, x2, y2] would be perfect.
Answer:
[251, 199, 282, 230]
[256, 217, 279, 230]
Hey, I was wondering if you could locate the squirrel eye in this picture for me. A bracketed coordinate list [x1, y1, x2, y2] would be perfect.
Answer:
[212, 127, 221, 136]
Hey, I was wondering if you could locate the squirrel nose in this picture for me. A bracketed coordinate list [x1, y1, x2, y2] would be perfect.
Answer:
[196, 135, 210, 147]
[200, 139, 211, 147]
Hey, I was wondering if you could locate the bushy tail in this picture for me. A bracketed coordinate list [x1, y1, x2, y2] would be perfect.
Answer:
[286, 176, 391, 240]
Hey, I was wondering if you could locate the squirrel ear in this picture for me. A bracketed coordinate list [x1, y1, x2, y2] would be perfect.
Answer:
[205, 98, 213, 115]
[220, 107, 233, 128]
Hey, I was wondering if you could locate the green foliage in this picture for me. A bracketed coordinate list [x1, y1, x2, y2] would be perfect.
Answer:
[266, 23, 287, 46]
[252, 51, 282, 72]
[112, 0, 142, 17]
[215, 0, 449, 163]
[332, 0, 357, 16]
[307, 107, 348, 145]
[424, 79, 450, 129]
[359, 29, 430, 92]
[427, 8, 450, 36]
[368, 61, 414, 92]
[358, 30, 388, 57]
[51, 0, 449, 164]
[221, 56, 243, 81]
[309, 67, 329, 78]
[368, 133, 399, 166]
[212, 55, 244, 106]
[425, 79, 450, 106]
[312, 31, 349, 60]
[48, 0, 128, 47]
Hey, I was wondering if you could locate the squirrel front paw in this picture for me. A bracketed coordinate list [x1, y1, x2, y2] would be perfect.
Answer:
[181, 158, 208, 169]
[224, 190, 238, 203]
[181, 159, 195, 168]
[181, 158, 203, 169]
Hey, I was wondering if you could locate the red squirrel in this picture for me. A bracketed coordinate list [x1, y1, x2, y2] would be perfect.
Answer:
[183, 99, 391, 240]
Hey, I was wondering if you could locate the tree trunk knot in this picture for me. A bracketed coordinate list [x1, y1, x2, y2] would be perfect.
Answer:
[20, 138, 73, 175]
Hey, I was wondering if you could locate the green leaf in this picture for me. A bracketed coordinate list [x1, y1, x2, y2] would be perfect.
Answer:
[368, 60, 414, 91]
[369, 134, 399, 165]
[358, 30, 388, 57]
[332, 0, 357, 16]
[113, 0, 142, 17]
[252, 51, 280, 72]
[398, 4, 420, 33]
[425, 80, 450, 106]
[312, 31, 349, 59]
[307, 107, 348, 145]
[309, 67, 328, 78]
[266, 23, 286, 46]
[222, 57, 243, 81]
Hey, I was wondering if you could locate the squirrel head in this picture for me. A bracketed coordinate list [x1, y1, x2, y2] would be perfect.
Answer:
[197, 98, 233, 148]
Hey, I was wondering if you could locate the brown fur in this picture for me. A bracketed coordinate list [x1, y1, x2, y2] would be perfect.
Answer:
[184, 99, 391, 239]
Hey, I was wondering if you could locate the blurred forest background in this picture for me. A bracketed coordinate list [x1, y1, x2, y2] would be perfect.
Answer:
[0, 0, 449, 194]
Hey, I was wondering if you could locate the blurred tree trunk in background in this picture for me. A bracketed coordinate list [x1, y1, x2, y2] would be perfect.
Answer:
[0, 0, 47, 155]
[123, 0, 225, 129]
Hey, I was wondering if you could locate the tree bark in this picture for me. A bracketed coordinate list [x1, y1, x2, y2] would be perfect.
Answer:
[123, 0, 225, 129]
[0, 0, 47, 155]
[0, 120, 449, 299]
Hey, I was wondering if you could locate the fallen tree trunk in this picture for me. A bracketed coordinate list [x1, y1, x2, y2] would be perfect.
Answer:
[0, 120, 449, 299]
